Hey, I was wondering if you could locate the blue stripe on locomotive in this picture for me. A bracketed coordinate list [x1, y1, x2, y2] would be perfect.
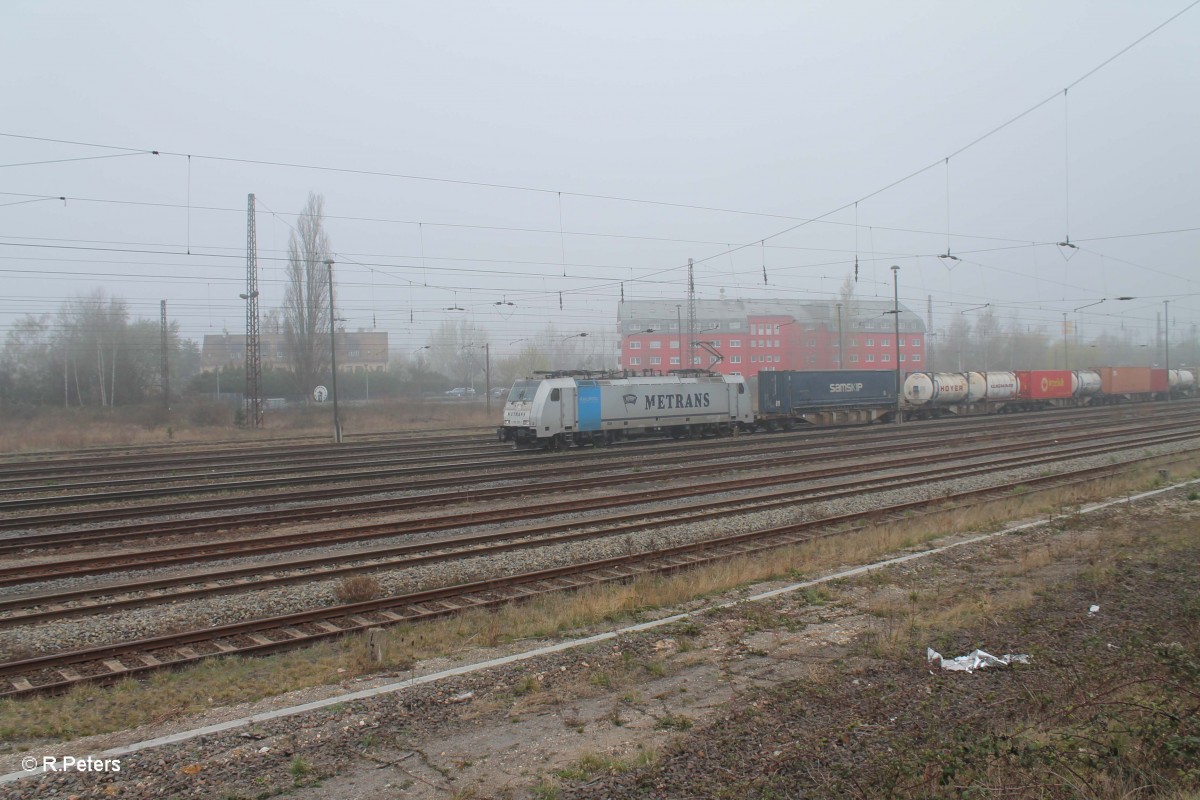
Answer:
[759, 370, 896, 412]
[576, 381, 602, 431]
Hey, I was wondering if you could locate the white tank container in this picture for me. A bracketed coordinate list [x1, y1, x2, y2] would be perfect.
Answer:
[1169, 369, 1195, 389]
[928, 373, 969, 406]
[983, 371, 1019, 400]
[966, 372, 987, 402]
[903, 372, 934, 406]
[1072, 370, 1101, 396]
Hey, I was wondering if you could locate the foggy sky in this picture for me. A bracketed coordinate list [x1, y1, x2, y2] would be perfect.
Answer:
[2, 1, 1197, 361]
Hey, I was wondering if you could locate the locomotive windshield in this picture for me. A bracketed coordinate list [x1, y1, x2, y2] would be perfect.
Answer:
[506, 380, 540, 403]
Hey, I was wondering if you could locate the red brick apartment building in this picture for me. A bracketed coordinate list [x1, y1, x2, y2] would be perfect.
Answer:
[617, 298, 925, 377]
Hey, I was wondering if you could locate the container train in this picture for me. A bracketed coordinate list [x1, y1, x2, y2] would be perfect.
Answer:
[497, 366, 1195, 450]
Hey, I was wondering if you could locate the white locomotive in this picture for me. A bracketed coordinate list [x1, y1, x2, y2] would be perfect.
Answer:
[498, 371, 753, 450]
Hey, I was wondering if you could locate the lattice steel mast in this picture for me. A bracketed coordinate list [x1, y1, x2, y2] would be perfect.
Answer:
[687, 258, 696, 371]
[243, 193, 263, 428]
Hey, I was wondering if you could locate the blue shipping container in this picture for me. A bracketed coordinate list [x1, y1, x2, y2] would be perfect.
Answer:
[758, 370, 896, 413]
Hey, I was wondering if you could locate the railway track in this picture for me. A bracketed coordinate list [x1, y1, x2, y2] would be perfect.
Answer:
[0, 434, 1190, 630]
[1, 413, 1191, 562]
[0, 426, 499, 477]
[1, 445, 1188, 699]
[2, 404, 1192, 534]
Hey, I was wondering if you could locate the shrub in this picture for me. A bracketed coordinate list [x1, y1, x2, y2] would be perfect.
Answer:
[334, 574, 383, 604]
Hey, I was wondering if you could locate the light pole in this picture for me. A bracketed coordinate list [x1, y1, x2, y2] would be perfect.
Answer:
[891, 265, 901, 424]
[675, 305, 683, 373]
[835, 302, 843, 369]
[959, 304, 989, 371]
[326, 259, 342, 443]
[1062, 312, 1069, 370]
[464, 343, 492, 412]
[1164, 299, 1170, 401]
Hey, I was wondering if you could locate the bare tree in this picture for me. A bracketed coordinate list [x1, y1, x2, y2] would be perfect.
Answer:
[57, 289, 127, 407]
[429, 318, 490, 388]
[282, 193, 332, 397]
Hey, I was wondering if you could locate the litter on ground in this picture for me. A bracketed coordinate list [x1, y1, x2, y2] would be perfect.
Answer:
[927, 648, 1030, 673]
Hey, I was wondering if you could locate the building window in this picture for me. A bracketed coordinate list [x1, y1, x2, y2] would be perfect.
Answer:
[899, 353, 906, 362]
[866, 354, 875, 363]
[668, 340, 679, 349]
[849, 338, 858, 347]
[649, 340, 661, 349]
[670, 356, 680, 365]
[650, 356, 661, 365]
[629, 341, 641, 350]
[882, 354, 891, 363]
[730, 355, 741, 364]
[881, 338, 889, 347]
[912, 354, 921, 362]
[865, 338, 875, 347]
[850, 354, 859, 363]
[750, 340, 756, 348]
[773, 324, 780, 334]
[729, 339, 741, 347]
[808, 355, 817, 364]
[729, 322, 742, 330]
[773, 339, 780, 348]
[629, 357, 641, 365]
[912, 338, 921, 347]
[807, 339, 817, 347]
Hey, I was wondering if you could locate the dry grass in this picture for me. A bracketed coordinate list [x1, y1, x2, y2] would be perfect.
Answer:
[333, 574, 384, 604]
[0, 399, 502, 454]
[2, 453, 1197, 743]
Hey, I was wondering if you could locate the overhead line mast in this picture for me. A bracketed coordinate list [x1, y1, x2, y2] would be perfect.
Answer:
[687, 258, 696, 371]
[244, 193, 263, 428]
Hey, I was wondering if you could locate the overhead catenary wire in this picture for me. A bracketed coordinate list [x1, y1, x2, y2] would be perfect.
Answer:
[0, 3, 1196, 343]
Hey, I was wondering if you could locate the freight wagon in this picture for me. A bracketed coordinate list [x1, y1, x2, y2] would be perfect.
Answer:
[1096, 367, 1168, 402]
[753, 370, 898, 427]
[498, 371, 752, 450]
[902, 371, 1022, 417]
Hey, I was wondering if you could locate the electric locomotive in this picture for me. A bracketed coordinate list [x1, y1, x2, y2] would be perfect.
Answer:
[498, 370, 752, 450]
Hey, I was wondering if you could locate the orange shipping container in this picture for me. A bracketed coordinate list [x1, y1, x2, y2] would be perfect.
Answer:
[1098, 366, 1162, 395]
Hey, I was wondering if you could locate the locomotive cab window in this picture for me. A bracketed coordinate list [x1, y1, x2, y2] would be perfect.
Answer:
[508, 380, 540, 402]
[550, 388, 561, 402]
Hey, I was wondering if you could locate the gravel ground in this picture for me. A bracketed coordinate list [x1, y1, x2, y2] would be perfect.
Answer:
[1, 436, 1194, 658]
